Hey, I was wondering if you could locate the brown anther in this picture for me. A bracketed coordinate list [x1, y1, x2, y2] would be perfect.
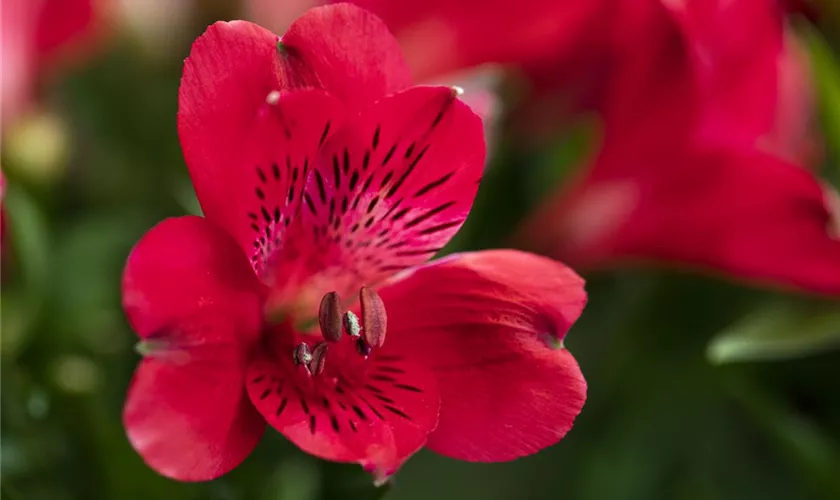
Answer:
[293, 343, 312, 367]
[308, 342, 329, 376]
[355, 338, 372, 358]
[360, 286, 387, 348]
[343, 311, 361, 337]
[318, 291, 343, 342]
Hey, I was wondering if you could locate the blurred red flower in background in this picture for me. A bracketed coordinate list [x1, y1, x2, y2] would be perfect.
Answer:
[521, 0, 840, 295]
[122, 5, 587, 483]
[343, 0, 608, 86]
[1, 0, 110, 127]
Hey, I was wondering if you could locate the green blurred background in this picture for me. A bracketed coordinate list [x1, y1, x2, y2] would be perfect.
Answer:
[2, 1, 840, 500]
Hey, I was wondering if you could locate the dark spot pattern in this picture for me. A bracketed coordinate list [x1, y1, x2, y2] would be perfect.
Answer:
[246, 354, 429, 442]
[281, 89, 481, 298]
[245, 115, 336, 275]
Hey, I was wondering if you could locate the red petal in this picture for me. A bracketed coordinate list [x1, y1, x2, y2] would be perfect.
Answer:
[598, 0, 697, 156]
[179, 21, 345, 271]
[245, 325, 440, 476]
[268, 86, 485, 318]
[617, 151, 840, 294]
[379, 250, 587, 462]
[122, 216, 266, 480]
[35, 0, 100, 59]
[662, 0, 786, 151]
[281, 4, 412, 108]
[348, 0, 606, 83]
[2, 0, 39, 126]
[125, 358, 266, 482]
[528, 149, 840, 295]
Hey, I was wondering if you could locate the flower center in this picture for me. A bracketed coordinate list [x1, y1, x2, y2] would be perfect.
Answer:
[292, 286, 388, 377]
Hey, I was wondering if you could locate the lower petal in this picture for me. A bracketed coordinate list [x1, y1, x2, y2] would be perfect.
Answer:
[121, 216, 267, 480]
[378, 250, 588, 462]
[124, 358, 265, 481]
[245, 326, 440, 477]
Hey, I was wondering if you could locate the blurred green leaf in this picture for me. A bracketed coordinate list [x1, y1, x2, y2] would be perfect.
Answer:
[1, 183, 51, 355]
[722, 373, 840, 498]
[528, 116, 599, 201]
[708, 300, 840, 364]
[318, 462, 391, 500]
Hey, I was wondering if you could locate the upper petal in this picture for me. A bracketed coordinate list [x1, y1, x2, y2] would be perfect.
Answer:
[280, 4, 412, 108]
[178, 21, 345, 268]
[122, 216, 266, 480]
[268, 86, 485, 319]
[378, 250, 588, 462]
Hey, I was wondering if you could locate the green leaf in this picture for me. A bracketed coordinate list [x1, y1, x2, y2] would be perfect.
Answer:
[318, 462, 392, 500]
[707, 299, 840, 364]
[1, 183, 51, 356]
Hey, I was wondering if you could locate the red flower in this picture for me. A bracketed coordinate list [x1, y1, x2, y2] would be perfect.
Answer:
[520, 0, 840, 295]
[1, 0, 109, 127]
[122, 5, 587, 482]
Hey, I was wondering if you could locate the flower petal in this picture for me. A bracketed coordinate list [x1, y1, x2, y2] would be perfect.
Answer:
[178, 21, 346, 270]
[614, 151, 840, 294]
[125, 358, 266, 482]
[245, 326, 440, 477]
[662, 0, 785, 151]
[347, 0, 606, 83]
[268, 86, 485, 319]
[2, 0, 39, 127]
[378, 250, 588, 462]
[122, 216, 266, 481]
[281, 4, 412, 108]
[598, 0, 697, 156]
[527, 149, 840, 295]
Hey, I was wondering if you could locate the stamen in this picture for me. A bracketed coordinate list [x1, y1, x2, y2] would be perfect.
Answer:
[343, 311, 361, 337]
[356, 338, 372, 358]
[293, 343, 313, 368]
[309, 343, 329, 376]
[360, 287, 387, 348]
[318, 291, 343, 342]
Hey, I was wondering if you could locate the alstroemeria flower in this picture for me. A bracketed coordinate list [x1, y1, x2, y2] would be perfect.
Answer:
[1, 0, 109, 128]
[520, 0, 840, 295]
[122, 4, 587, 482]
